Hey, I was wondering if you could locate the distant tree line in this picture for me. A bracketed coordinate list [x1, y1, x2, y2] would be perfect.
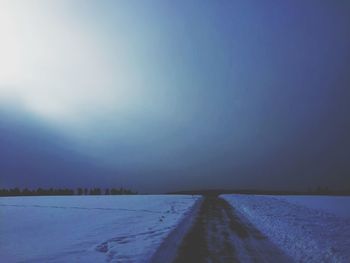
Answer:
[76, 187, 136, 195]
[169, 186, 350, 196]
[0, 187, 137, 197]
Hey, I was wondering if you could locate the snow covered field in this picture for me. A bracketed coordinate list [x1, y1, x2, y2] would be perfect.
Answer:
[275, 195, 350, 219]
[0, 195, 199, 263]
[222, 194, 350, 262]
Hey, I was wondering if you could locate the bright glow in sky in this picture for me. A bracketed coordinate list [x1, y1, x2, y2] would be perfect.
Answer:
[0, 0, 156, 123]
[1, 0, 350, 192]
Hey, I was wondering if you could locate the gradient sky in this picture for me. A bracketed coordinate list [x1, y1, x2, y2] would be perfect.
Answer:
[1, 0, 350, 192]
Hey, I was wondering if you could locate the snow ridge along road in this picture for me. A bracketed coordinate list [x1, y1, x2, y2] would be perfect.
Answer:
[173, 196, 292, 263]
[222, 194, 350, 262]
[150, 197, 203, 263]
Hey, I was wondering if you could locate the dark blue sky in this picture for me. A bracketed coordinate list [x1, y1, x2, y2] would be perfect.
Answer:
[1, 1, 350, 192]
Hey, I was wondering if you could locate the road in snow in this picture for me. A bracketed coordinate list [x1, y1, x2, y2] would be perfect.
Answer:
[174, 196, 292, 263]
[222, 194, 350, 263]
[2, 194, 349, 262]
[0, 195, 199, 263]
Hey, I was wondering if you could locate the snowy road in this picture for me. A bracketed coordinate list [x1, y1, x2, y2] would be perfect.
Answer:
[173, 196, 292, 263]
[2, 195, 348, 262]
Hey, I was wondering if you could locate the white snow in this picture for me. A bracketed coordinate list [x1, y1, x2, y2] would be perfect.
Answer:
[275, 195, 350, 219]
[222, 194, 350, 263]
[0, 195, 200, 263]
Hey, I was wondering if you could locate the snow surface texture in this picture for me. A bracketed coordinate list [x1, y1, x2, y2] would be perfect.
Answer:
[275, 195, 350, 219]
[222, 195, 350, 263]
[0, 195, 199, 263]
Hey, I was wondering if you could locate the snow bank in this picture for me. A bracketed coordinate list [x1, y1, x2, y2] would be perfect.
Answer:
[0, 195, 199, 263]
[150, 198, 202, 263]
[222, 194, 350, 263]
